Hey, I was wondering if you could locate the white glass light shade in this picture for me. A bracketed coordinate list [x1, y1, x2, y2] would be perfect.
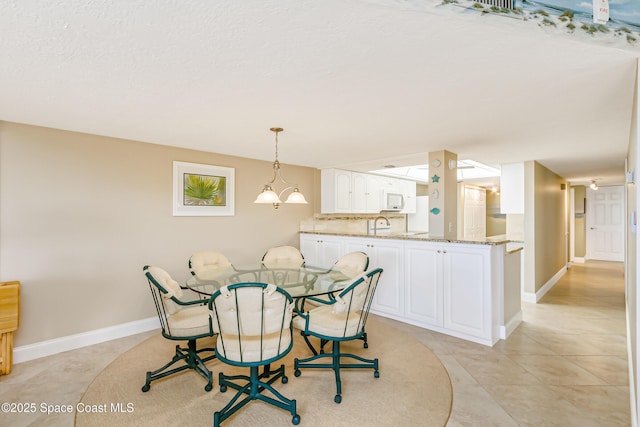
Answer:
[285, 189, 308, 204]
[254, 187, 282, 204]
[590, 181, 598, 190]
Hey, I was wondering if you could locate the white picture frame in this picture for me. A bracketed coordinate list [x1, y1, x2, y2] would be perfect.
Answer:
[172, 161, 235, 216]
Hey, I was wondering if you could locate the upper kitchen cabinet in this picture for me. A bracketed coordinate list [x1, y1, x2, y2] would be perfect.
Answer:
[321, 168, 416, 214]
[500, 162, 524, 214]
[321, 169, 382, 213]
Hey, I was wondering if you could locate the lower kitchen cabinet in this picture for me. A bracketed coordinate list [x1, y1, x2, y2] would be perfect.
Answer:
[404, 242, 442, 327]
[299, 234, 344, 267]
[299, 232, 517, 346]
[343, 237, 404, 318]
[405, 241, 495, 342]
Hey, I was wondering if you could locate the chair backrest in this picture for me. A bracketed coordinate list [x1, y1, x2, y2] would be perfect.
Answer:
[330, 251, 370, 280]
[209, 283, 294, 366]
[261, 246, 305, 269]
[189, 250, 232, 280]
[306, 268, 383, 340]
[144, 265, 212, 340]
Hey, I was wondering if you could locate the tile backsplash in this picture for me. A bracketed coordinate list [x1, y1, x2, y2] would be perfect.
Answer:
[300, 213, 406, 234]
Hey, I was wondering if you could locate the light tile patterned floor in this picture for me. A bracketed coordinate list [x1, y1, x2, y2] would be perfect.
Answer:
[383, 260, 630, 426]
[0, 260, 629, 426]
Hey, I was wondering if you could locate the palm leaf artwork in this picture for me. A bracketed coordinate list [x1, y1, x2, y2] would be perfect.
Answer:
[183, 173, 226, 206]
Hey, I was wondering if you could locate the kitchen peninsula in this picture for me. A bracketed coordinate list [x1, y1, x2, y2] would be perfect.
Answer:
[300, 230, 522, 346]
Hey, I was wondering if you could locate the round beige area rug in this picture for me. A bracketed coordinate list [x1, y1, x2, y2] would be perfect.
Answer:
[76, 317, 452, 426]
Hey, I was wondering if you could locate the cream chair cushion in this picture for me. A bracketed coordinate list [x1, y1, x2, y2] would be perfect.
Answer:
[262, 246, 304, 268]
[190, 250, 232, 280]
[329, 252, 369, 281]
[146, 266, 184, 315]
[167, 305, 212, 337]
[331, 273, 370, 314]
[211, 284, 293, 363]
[293, 305, 363, 338]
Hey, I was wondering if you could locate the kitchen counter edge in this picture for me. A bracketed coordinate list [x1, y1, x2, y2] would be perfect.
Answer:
[299, 231, 516, 245]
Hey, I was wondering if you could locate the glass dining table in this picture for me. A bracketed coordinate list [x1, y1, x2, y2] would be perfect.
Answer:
[185, 263, 355, 313]
[186, 263, 357, 355]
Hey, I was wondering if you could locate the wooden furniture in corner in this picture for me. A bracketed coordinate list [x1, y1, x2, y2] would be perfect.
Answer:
[0, 281, 20, 375]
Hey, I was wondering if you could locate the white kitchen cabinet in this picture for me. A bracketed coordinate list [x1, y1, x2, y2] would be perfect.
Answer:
[404, 242, 442, 327]
[441, 244, 493, 341]
[321, 169, 412, 214]
[300, 232, 516, 346]
[351, 172, 383, 213]
[405, 241, 496, 342]
[299, 234, 345, 268]
[343, 237, 404, 318]
[500, 162, 524, 214]
[321, 169, 382, 213]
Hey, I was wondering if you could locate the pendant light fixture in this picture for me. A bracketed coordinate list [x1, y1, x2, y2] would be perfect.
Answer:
[254, 127, 308, 209]
[590, 180, 599, 190]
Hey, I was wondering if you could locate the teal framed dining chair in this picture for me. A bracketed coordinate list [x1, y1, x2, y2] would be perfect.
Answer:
[142, 265, 217, 392]
[299, 251, 370, 353]
[209, 282, 300, 426]
[293, 268, 383, 403]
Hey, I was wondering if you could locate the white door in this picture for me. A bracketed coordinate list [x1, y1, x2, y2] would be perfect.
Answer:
[586, 185, 624, 262]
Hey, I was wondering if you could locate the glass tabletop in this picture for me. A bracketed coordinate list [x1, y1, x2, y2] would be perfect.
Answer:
[185, 263, 355, 299]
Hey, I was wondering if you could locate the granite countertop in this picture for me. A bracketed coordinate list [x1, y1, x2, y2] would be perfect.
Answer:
[300, 230, 515, 245]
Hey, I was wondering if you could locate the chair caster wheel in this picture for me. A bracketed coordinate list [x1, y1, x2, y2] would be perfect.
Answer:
[282, 375, 288, 384]
[220, 384, 227, 393]
[294, 369, 301, 377]
[292, 414, 301, 425]
[334, 394, 342, 404]
[374, 371, 380, 378]
[205, 384, 213, 391]
[141, 384, 150, 392]
[364, 342, 369, 349]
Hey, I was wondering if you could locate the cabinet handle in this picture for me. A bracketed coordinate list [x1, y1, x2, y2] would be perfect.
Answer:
[443, 250, 447, 254]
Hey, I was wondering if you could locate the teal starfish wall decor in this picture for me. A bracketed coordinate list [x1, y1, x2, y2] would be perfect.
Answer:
[431, 174, 440, 183]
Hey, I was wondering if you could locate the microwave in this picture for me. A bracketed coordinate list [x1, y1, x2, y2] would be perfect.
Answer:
[382, 191, 404, 211]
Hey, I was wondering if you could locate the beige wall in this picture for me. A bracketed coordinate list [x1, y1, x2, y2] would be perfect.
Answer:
[0, 122, 318, 347]
[523, 161, 568, 295]
[486, 190, 506, 237]
[573, 185, 586, 258]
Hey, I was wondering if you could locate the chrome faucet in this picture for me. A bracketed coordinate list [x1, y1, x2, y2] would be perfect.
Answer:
[373, 215, 391, 235]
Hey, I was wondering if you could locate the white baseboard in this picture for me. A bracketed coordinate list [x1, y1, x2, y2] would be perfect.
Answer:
[521, 266, 567, 304]
[500, 311, 523, 339]
[13, 316, 160, 364]
[573, 257, 586, 264]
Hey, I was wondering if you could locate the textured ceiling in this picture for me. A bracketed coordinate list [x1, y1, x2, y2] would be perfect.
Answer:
[0, 0, 638, 186]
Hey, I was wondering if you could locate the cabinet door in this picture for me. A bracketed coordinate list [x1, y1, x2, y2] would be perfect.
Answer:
[401, 179, 417, 214]
[345, 238, 404, 317]
[300, 234, 345, 268]
[299, 234, 322, 265]
[320, 236, 345, 268]
[404, 242, 442, 326]
[351, 172, 368, 213]
[365, 174, 383, 213]
[334, 170, 352, 212]
[442, 244, 490, 340]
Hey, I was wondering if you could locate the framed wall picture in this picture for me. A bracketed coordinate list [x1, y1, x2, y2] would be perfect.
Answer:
[172, 161, 235, 216]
